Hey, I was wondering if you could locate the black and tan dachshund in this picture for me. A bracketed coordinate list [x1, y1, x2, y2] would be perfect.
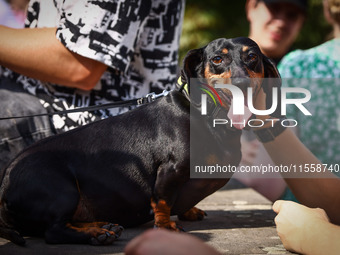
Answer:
[0, 37, 280, 245]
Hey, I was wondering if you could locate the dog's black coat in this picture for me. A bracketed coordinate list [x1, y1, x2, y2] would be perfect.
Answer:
[0, 37, 280, 245]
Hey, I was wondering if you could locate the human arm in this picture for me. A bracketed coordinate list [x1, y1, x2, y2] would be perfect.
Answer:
[273, 200, 340, 255]
[125, 229, 221, 255]
[262, 128, 340, 224]
[0, 25, 107, 90]
[251, 83, 340, 224]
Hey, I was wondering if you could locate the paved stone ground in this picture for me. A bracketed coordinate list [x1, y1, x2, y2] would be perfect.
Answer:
[0, 180, 294, 255]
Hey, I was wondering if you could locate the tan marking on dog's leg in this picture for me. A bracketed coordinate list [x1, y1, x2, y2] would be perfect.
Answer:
[151, 198, 179, 231]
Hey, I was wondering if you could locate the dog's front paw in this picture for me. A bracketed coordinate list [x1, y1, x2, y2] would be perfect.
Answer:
[178, 207, 207, 221]
[90, 224, 124, 245]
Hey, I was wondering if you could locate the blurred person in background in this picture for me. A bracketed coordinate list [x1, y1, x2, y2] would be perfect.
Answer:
[0, 0, 28, 28]
[0, 0, 184, 170]
[276, 0, 340, 197]
[234, 0, 308, 202]
[279, 0, 340, 135]
[250, 0, 340, 201]
[7, 0, 29, 25]
[246, 0, 307, 64]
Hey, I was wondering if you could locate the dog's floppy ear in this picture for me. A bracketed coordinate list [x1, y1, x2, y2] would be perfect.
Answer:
[180, 48, 204, 89]
[178, 48, 204, 106]
[263, 56, 280, 79]
[262, 56, 283, 118]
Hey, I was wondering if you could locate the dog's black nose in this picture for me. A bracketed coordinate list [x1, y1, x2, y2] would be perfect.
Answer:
[231, 77, 250, 91]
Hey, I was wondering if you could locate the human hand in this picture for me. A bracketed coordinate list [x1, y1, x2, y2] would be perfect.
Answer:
[125, 229, 221, 255]
[273, 200, 330, 254]
[250, 85, 282, 128]
[249, 83, 287, 142]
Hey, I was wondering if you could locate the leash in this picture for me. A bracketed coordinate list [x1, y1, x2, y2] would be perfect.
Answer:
[0, 90, 172, 120]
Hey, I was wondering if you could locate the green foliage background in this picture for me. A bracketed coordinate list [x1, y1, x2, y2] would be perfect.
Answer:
[179, 0, 332, 62]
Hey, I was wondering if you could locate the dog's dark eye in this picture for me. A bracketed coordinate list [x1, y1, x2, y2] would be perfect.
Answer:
[212, 56, 223, 64]
[247, 53, 258, 62]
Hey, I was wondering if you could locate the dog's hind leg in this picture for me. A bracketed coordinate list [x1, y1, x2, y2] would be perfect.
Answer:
[45, 221, 123, 245]
[43, 190, 123, 245]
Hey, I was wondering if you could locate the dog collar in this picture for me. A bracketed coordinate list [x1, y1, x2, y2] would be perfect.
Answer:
[178, 77, 189, 94]
[176, 76, 191, 103]
[177, 77, 189, 94]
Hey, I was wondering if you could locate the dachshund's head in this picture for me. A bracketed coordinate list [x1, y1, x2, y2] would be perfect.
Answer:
[180, 37, 281, 130]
